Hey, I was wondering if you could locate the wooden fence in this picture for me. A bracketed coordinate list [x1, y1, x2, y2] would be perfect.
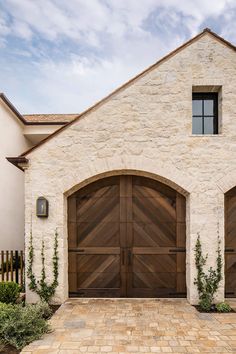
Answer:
[0, 251, 24, 287]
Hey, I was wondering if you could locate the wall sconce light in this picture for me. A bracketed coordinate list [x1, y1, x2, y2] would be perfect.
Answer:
[36, 197, 49, 217]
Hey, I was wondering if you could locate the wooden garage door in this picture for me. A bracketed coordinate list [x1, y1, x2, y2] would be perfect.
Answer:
[225, 187, 236, 297]
[68, 175, 186, 297]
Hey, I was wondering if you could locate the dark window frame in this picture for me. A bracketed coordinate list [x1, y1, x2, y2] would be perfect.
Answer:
[192, 92, 218, 134]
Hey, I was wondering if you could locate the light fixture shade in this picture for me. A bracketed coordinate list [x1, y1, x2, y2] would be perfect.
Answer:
[36, 197, 49, 217]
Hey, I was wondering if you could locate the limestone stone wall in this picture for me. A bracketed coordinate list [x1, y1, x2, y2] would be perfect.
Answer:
[24, 33, 236, 304]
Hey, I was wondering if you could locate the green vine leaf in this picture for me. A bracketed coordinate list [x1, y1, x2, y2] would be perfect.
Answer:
[194, 228, 222, 308]
[27, 229, 59, 303]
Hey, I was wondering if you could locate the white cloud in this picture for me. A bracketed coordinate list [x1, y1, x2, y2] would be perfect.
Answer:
[2, 0, 230, 44]
[0, 0, 236, 113]
[17, 55, 151, 113]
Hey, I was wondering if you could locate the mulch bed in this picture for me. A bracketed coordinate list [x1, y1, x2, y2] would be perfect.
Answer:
[194, 305, 235, 313]
[50, 304, 60, 315]
[0, 345, 20, 353]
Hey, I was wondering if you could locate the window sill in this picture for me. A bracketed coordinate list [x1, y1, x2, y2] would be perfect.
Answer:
[190, 134, 222, 137]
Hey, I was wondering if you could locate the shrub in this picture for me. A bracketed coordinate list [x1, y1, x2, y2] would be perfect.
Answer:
[0, 282, 21, 304]
[199, 297, 212, 312]
[37, 300, 52, 319]
[216, 302, 232, 313]
[0, 302, 51, 350]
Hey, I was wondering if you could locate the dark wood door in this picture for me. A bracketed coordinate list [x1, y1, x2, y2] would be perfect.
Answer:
[68, 176, 125, 297]
[127, 176, 186, 297]
[225, 187, 236, 297]
[68, 175, 186, 297]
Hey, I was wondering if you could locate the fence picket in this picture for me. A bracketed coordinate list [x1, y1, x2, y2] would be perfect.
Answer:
[10, 250, 13, 281]
[6, 250, 9, 281]
[15, 250, 19, 284]
[1, 251, 4, 281]
[0, 250, 24, 286]
[20, 250, 24, 287]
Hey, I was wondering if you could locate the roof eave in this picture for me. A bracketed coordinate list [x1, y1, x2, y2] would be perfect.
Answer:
[0, 93, 27, 124]
[6, 157, 29, 171]
[23, 121, 68, 126]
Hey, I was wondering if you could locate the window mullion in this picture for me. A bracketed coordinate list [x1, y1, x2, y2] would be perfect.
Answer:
[202, 99, 204, 134]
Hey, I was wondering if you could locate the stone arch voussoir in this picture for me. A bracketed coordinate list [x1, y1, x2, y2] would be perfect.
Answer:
[64, 156, 194, 197]
[216, 171, 236, 194]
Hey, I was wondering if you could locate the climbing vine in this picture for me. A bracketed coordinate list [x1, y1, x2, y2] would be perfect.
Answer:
[27, 229, 59, 303]
[194, 230, 222, 311]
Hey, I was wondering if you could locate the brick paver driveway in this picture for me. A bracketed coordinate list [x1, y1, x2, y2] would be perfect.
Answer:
[22, 299, 236, 353]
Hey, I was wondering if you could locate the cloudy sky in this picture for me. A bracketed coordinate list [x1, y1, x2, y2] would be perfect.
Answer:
[0, 0, 236, 114]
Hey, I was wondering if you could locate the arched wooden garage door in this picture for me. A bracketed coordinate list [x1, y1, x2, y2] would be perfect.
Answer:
[225, 187, 236, 297]
[68, 175, 186, 297]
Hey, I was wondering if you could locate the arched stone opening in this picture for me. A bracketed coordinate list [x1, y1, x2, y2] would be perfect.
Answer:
[67, 173, 187, 298]
[64, 169, 190, 198]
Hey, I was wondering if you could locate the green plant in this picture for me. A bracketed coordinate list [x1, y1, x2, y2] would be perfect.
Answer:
[0, 282, 21, 304]
[216, 302, 232, 313]
[199, 297, 212, 312]
[38, 300, 53, 319]
[27, 229, 59, 303]
[0, 302, 51, 350]
[194, 231, 222, 310]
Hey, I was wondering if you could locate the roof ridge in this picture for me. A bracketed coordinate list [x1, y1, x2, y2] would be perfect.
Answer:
[203, 27, 236, 51]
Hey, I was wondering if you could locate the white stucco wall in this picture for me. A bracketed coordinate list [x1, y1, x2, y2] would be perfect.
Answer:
[0, 100, 65, 251]
[24, 32, 236, 304]
[0, 100, 32, 250]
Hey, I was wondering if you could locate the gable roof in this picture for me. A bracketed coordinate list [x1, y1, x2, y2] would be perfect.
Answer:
[7, 28, 236, 169]
[23, 113, 79, 124]
[0, 93, 78, 125]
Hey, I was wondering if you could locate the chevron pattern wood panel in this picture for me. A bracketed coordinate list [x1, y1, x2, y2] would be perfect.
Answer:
[68, 175, 186, 297]
[127, 176, 186, 297]
[68, 176, 122, 297]
[225, 187, 236, 297]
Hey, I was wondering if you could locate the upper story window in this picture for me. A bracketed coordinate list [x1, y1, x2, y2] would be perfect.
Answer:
[192, 93, 218, 134]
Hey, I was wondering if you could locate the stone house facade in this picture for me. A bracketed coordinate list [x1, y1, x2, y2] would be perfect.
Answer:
[9, 29, 236, 304]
